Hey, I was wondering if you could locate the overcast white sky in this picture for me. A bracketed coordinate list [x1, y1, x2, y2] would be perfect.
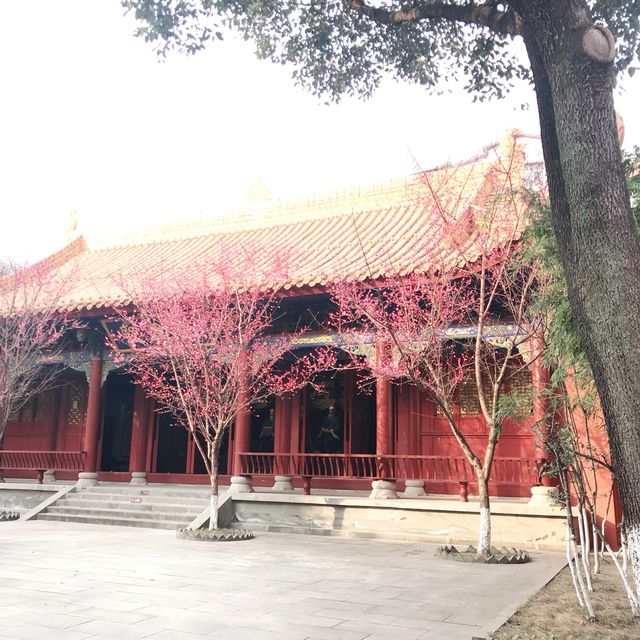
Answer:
[1, 1, 639, 263]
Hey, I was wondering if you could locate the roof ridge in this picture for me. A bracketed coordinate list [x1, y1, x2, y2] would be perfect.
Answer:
[28, 236, 88, 271]
[84, 173, 424, 252]
[69, 130, 539, 257]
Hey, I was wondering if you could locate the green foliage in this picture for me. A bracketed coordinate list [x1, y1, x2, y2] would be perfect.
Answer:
[497, 388, 524, 423]
[121, 1, 640, 101]
[525, 147, 640, 400]
[121, 0, 532, 100]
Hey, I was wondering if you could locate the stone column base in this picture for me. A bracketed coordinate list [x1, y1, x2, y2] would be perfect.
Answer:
[403, 479, 426, 497]
[76, 472, 98, 489]
[529, 485, 559, 508]
[272, 475, 294, 493]
[130, 472, 147, 485]
[370, 480, 397, 499]
[229, 475, 254, 495]
[43, 470, 56, 484]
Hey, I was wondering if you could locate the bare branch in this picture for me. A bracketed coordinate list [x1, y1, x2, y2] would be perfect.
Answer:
[344, 0, 521, 36]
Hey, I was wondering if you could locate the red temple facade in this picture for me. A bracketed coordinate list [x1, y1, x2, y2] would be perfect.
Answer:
[5, 131, 612, 540]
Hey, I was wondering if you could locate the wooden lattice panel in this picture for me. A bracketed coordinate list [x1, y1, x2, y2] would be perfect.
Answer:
[33, 395, 46, 422]
[508, 368, 533, 416]
[432, 381, 482, 417]
[67, 381, 87, 425]
[459, 381, 482, 416]
[8, 404, 21, 422]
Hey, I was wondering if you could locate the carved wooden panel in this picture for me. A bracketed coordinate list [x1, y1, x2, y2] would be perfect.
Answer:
[67, 380, 88, 425]
[8, 404, 21, 422]
[508, 368, 533, 416]
[459, 381, 481, 417]
[33, 394, 47, 422]
[8, 396, 46, 423]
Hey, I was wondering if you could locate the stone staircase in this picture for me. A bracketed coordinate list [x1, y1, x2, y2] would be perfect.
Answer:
[36, 484, 211, 530]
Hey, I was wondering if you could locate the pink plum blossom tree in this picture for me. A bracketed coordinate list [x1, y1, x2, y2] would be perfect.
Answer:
[332, 147, 542, 554]
[112, 251, 335, 528]
[0, 261, 77, 472]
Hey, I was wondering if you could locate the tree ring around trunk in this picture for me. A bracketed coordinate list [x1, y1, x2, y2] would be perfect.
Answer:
[582, 26, 616, 64]
[176, 528, 254, 542]
[436, 544, 530, 564]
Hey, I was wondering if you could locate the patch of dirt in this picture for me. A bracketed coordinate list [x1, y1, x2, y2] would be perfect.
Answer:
[492, 558, 640, 639]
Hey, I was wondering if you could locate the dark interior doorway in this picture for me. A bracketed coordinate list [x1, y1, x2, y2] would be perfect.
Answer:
[100, 374, 135, 472]
[306, 370, 346, 453]
[350, 380, 376, 455]
[304, 369, 376, 455]
[155, 413, 188, 473]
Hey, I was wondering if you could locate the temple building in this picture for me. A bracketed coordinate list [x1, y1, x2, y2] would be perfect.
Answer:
[1, 132, 616, 547]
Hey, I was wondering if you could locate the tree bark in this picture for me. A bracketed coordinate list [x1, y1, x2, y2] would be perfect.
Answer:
[477, 472, 491, 555]
[518, 0, 640, 598]
[0, 434, 5, 482]
[209, 439, 220, 530]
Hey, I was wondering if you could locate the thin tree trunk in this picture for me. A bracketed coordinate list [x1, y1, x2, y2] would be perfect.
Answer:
[519, 0, 640, 599]
[209, 440, 220, 531]
[592, 520, 600, 575]
[594, 526, 640, 616]
[0, 433, 5, 483]
[567, 522, 585, 608]
[571, 535, 597, 621]
[477, 472, 491, 555]
[577, 505, 594, 591]
[562, 471, 584, 607]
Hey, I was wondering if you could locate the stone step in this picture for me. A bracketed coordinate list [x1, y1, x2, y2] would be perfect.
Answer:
[61, 498, 206, 513]
[37, 512, 185, 530]
[77, 486, 212, 498]
[45, 505, 195, 522]
[74, 492, 211, 505]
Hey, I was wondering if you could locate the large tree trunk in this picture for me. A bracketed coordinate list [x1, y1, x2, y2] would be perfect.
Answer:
[518, 0, 640, 597]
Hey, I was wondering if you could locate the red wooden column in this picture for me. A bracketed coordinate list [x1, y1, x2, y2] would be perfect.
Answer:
[128, 386, 149, 484]
[370, 342, 397, 498]
[46, 389, 62, 451]
[375, 342, 393, 476]
[274, 397, 290, 453]
[530, 337, 557, 488]
[42, 388, 63, 483]
[78, 356, 103, 487]
[232, 368, 251, 477]
[274, 395, 293, 476]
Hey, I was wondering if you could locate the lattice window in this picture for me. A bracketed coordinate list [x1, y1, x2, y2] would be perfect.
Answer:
[8, 404, 21, 422]
[433, 380, 482, 417]
[30, 394, 47, 422]
[459, 381, 482, 416]
[67, 381, 87, 425]
[7, 395, 48, 423]
[507, 368, 533, 416]
[25, 397, 37, 422]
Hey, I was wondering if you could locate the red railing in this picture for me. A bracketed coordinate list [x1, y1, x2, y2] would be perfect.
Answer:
[0, 450, 85, 483]
[237, 452, 538, 488]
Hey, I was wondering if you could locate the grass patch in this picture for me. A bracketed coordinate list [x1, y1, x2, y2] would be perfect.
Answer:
[492, 558, 639, 639]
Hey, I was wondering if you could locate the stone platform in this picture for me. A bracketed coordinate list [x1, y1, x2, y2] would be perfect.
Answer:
[227, 491, 566, 550]
[2, 478, 565, 550]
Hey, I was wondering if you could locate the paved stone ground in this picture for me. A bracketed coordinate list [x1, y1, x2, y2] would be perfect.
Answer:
[0, 520, 565, 640]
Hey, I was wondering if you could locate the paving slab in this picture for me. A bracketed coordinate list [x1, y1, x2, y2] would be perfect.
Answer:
[0, 519, 565, 640]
